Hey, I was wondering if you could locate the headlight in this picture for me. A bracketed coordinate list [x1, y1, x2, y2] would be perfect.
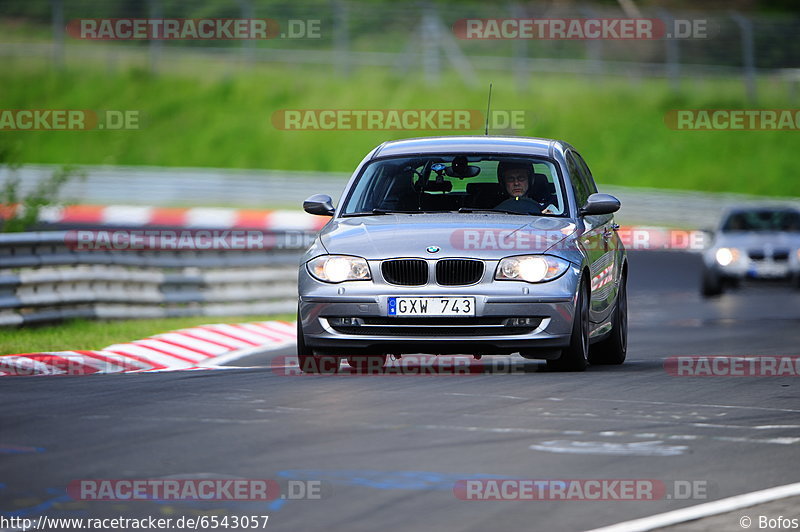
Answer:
[495, 255, 569, 283]
[715, 248, 739, 267]
[307, 255, 371, 283]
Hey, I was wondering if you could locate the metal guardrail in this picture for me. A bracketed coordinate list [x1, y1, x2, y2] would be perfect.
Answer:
[0, 165, 351, 209]
[6, 164, 800, 229]
[0, 231, 306, 326]
[600, 185, 800, 229]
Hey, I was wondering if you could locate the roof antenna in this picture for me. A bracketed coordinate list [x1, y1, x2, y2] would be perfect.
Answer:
[484, 83, 493, 136]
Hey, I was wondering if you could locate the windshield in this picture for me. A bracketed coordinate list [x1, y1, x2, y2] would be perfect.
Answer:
[721, 209, 800, 232]
[340, 155, 567, 217]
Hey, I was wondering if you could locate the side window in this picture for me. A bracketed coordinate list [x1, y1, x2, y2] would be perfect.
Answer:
[574, 152, 598, 194]
[344, 163, 391, 213]
[566, 151, 589, 208]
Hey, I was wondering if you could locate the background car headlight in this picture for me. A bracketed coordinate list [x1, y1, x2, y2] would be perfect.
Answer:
[308, 255, 371, 283]
[495, 255, 569, 283]
[715, 247, 739, 266]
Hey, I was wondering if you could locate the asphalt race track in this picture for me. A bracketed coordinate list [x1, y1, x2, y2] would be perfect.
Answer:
[2, 251, 799, 532]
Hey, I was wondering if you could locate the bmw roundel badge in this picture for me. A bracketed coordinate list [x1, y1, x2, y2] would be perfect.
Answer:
[426, 246, 440, 253]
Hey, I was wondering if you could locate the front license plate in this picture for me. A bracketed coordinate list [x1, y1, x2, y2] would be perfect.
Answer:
[387, 297, 475, 317]
[751, 263, 789, 278]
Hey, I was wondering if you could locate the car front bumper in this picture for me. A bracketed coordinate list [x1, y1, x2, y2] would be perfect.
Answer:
[298, 263, 580, 357]
[706, 259, 800, 283]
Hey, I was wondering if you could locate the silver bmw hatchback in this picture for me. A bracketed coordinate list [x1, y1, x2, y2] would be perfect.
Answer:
[701, 206, 800, 297]
[297, 136, 627, 372]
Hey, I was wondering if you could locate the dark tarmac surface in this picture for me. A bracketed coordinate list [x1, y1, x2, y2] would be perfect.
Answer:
[1, 251, 798, 532]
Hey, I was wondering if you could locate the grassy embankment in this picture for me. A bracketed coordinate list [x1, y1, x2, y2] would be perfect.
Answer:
[2, 52, 798, 197]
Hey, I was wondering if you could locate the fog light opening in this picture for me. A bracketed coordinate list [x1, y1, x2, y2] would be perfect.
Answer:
[507, 317, 539, 327]
[329, 317, 360, 326]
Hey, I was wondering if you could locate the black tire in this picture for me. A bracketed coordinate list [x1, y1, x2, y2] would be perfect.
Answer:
[548, 280, 589, 372]
[701, 268, 723, 297]
[297, 309, 340, 374]
[347, 354, 388, 372]
[588, 273, 627, 365]
[301, 355, 341, 374]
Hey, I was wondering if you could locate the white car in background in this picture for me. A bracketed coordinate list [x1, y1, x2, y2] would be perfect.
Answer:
[701, 206, 800, 296]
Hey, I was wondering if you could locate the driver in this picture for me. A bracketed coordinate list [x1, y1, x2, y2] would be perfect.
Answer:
[495, 161, 551, 214]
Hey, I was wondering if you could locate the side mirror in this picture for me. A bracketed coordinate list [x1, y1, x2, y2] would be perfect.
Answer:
[303, 194, 335, 216]
[700, 228, 716, 247]
[580, 193, 620, 216]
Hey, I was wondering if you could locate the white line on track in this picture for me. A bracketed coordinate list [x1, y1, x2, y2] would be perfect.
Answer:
[361, 422, 799, 446]
[448, 394, 800, 416]
[571, 397, 800, 414]
[691, 423, 800, 430]
[586, 482, 800, 532]
[445, 392, 529, 400]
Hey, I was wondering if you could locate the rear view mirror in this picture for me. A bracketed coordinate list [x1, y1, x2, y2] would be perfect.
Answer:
[580, 193, 620, 216]
[445, 155, 481, 178]
[303, 194, 335, 216]
[422, 180, 453, 192]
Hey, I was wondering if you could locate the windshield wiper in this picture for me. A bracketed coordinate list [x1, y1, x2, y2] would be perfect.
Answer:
[342, 209, 432, 217]
[458, 207, 534, 215]
[372, 208, 426, 214]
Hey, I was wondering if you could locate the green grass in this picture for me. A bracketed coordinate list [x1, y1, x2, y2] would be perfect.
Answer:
[0, 314, 294, 356]
[2, 53, 799, 196]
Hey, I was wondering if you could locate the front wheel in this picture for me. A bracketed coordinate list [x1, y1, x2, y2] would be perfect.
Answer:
[297, 311, 340, 374]
[589, 273, 627, 365]
[701, 268, 723, 297]
[547, 281, 589, 372]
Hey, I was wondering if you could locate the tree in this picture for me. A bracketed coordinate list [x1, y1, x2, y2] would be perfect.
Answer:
[0, 145, 83, 232]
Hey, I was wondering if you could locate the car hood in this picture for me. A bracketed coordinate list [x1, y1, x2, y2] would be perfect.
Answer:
[319, 214, 578, 260]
